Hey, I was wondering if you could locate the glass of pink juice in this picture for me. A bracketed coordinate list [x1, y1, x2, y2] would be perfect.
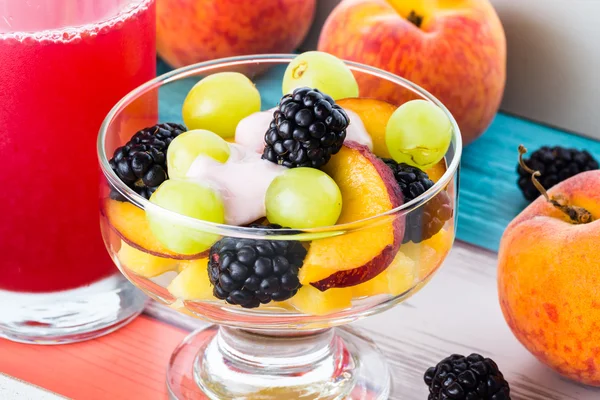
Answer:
[0, 0, 156, 343]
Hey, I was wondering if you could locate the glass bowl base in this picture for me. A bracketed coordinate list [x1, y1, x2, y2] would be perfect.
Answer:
[0, 274, 147, 344]
[167, 324, 391, 400]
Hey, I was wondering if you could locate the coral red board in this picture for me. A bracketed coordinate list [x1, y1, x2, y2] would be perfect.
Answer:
[0, 316, 187, 400]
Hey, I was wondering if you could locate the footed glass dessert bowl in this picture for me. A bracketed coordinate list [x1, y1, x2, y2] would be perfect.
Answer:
[98, 54, 461, 399]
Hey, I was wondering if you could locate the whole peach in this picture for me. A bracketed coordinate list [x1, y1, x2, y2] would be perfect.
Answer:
[157, 0, 316, 68]
[318, 0, 506, 145]
[498, 170, 600, 385]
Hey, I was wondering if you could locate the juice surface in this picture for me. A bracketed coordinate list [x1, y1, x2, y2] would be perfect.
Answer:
[0, 0, 156, 292]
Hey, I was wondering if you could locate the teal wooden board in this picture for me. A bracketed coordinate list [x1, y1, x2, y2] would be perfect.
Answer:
[155, 59, 600, 252]
[459, 115, 600, 251]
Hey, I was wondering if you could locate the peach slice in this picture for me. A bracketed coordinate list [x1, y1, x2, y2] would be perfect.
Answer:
[287, 285, 352, 316]
[299, 141, 404, 290]
[426, 159, 447, 183]
[350, 251, 415, 298]
[167, 258, 213, 301]
[337, 98, 396, 158]
[103, 199, 207, 260]
[117, 240, 179, 278]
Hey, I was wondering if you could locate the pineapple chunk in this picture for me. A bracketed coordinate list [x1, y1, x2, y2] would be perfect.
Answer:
[351, 251, 415, 298]
[167, 258, 213, 300]
[117, 241, 178, 278]
[403, 228, 452, 280]
[287, 285, 352, 316]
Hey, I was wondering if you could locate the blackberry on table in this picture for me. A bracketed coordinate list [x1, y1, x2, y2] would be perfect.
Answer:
[262, 87, 349, 168]
[109, 123, 186, 200]
[518, 146, 598, 201]
[208, 224, 307, 309]
[424, 353, 511, 400]
[382, 159, 452, 243]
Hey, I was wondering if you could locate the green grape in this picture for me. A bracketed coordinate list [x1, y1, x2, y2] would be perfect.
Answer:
[146, 180, 224, 255]
[282, 51, 359, 100]
[167, 129, 230, 179]
[266, 168, 342, 229]
[385, 99, 452, 170]
[182, 72, 261, 138]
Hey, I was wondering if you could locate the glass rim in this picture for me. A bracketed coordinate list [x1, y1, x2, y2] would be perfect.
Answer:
[0, 0, 153, 39]
[97, 54, 462, 239]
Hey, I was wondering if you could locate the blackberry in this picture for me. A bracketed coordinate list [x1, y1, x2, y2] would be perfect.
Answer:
[382, 159, 452, 243]
[109, 123, 186, 200]
[424, 353, 511, 400]
[208, 224, 307, 308]
[517, 146, 598, 201]
[262, 87, 349, 168]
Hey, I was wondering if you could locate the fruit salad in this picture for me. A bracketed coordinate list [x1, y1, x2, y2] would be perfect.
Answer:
[101, 52, 456, 317]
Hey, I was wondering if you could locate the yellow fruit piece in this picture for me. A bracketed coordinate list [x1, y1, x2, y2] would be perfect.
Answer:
[403, 228, 452, 280]
[177, 260, 196, 272]
[287, 285, 352, 316]
[427, 227, 453, 252]
[167, 258, 213, 300]
[117, 241, 178, 278]
[351, 251, 415, 298]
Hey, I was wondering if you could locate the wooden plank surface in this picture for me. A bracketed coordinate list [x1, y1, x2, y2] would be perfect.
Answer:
[2, 242, 598, 399]
[0, 374, 67, 400]
[362, 243, 600, 400]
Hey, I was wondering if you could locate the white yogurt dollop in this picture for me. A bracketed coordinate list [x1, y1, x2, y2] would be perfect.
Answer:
[235, 108, 275, 153]
[344, 109, 373, 150]
[186, 144, 286, 226]
[234, 107, 373, 155]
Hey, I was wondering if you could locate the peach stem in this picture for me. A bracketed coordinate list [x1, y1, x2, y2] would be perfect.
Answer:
[407, 10, 423, 28]
[518, 145, 593, 224]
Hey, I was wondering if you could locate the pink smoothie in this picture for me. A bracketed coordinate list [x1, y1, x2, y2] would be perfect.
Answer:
[0, 0, 156, 292]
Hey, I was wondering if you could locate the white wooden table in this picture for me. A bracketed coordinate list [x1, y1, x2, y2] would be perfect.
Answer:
[2, 241, 598, 399]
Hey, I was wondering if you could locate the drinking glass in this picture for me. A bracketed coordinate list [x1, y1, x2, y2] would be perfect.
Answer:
[0, 0, 155, 343]
[98, 55, 462, 399]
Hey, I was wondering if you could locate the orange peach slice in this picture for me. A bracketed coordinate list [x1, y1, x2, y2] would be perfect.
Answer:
[103, 199, 207, 260]
[426, 159, 447, 183]
[337, 97, 396, 158]
[299, 142, 404, 290]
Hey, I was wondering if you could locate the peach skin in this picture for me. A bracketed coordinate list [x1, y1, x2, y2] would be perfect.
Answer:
[157, 0, 316, 69]
[498, 157, 600, 385]
[318, 0, 506, 145]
